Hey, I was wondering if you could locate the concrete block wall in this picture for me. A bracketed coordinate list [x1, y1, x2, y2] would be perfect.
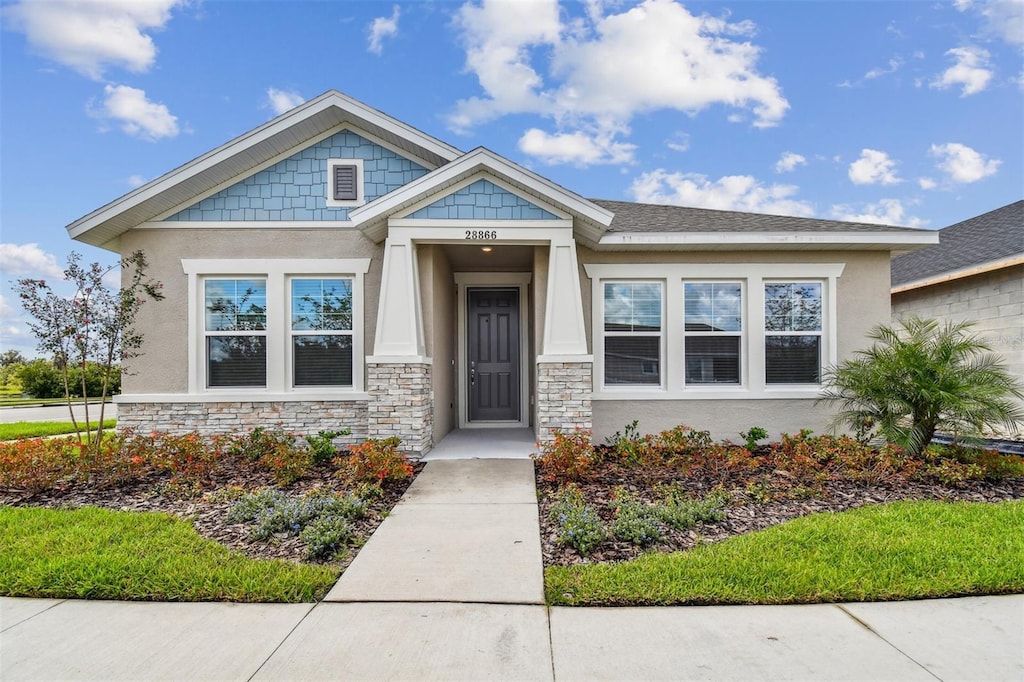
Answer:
[892, 266, 1024, 432]
[165, 130, 428, 222]
[536, 361, 593, 442]
[115, 400, 369, 442]
[407, 179, 559, 220]
[366, 363, 433, 456]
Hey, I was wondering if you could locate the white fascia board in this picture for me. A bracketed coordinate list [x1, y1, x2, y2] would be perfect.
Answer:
[351, 148, 614, 232]
[67, 90, 462, 240]
[891, 254, 1024, 294]
[137, 221, 356, 230]
[598, 231, 940, 248]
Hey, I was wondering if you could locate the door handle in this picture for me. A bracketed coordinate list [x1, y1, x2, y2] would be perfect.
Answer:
[470, 361, 475, 386]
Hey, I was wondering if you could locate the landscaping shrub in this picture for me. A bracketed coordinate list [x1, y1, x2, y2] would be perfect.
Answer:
[534, 428, 595, 483]
[740, 426, 769, 451]
[306, 429, 350, 466]
[605, 420, 657, 466]
[549, 484, 605, 555]
[223, 427, 312, 485]
[652, 425, 713, 458]
[681, 442, 761, 484]
[656, 485, 728, 530]
[299, 515, 352, 561]
[610, 488, 662, 546]
[334, 436, 413, 486]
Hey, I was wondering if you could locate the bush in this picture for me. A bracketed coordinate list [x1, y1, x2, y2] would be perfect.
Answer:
[334, 437, 413, 486]
[652, 425, 713, 458]
[223, 427, 311, 485]
[549, 484, 605, 555]
[605, 420, 657, 466]
[534, 428, 595, 483]
[610, 488, 662, 546]
[306, 429, 350, 466]
[15, 359, 121, 399]
[299, 515, 352, 561]
[740, 426, 769, 451]
[227, 489, 365, 550]
[656, 485, 728, 530]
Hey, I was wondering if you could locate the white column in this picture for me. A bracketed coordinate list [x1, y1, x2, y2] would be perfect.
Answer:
[541, 238, 591, 358]
[370, 237, 427, 360]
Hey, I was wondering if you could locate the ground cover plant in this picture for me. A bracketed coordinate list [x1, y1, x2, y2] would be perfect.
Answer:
[535, 423, 1024, 597]
[0, 426, 420, 601]
[0, 420, 117, 441]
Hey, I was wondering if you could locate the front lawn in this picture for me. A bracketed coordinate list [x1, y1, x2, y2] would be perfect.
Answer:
[546, 499, 1024, 605]
[0, 420, 116, 441]
[0, 506, 338, 602]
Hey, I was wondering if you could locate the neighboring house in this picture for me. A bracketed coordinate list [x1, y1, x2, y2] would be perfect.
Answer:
[67, 90, 936, 455]
[891, 200, 1024, 432]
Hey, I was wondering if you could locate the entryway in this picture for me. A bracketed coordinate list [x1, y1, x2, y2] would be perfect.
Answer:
[423, 427, 536, 460]
[467, 288, 520, 422]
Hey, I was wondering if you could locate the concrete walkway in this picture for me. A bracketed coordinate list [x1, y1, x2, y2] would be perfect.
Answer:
[2, 458, 1022, 679]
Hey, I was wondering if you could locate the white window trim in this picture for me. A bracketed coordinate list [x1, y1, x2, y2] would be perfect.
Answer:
[325, 158, 365, 208]
[182, 258, 371, 398]
[600, 280, 666, 391]
[584, 262, 844, 400]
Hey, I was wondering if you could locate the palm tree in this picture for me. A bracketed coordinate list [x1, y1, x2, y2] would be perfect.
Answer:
[820, 316, 1024, 457]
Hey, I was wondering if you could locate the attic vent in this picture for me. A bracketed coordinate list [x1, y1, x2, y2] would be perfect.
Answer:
[333, 164, 357, 201]
[325, 158, 365, 207]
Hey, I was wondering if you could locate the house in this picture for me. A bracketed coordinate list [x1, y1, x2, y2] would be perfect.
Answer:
[67, 90, 937, 455]
[891, 200, 1023, 430]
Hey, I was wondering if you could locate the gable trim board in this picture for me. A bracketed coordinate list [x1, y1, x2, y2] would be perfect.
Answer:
[72, 89, 941, 454]
[891, 255, 1024, 294]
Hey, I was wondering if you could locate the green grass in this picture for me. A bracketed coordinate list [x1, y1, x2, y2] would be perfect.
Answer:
[0, 420, 117, 440]
[0, 506, 340, 602]
[546, 500, 1024, 606]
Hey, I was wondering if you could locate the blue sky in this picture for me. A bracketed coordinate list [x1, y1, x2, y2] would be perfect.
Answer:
[1, 0, 1022, 357]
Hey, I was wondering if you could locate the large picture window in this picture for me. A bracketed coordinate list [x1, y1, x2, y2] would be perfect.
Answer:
[603, 282, 662, 386]
[764, 282, 822, 384]
[291, 278, 353, 387]
[204, 279, 267, 388]
[684, 282, 742, 384]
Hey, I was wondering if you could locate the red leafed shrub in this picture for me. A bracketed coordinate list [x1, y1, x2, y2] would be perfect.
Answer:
[533, 428, 595, 483]
[334, 437, 413, 486]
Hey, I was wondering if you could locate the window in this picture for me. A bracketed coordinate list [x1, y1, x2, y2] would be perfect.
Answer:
[602, 282, 662, 385]
[204, 279, 267, 387]
[291, 278, 353, 387]
[684, 282, 742, 384]
[764, 282, 822, 384]
[183, 258, 370, 396]
[325, 158, 364, 207]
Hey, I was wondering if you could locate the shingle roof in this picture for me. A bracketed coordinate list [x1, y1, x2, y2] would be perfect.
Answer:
[590, 199, 932, 235]
[891, 200, 1023, 287]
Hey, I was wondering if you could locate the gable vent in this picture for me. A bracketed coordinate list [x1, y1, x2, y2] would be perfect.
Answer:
[333, 164, 358, 201]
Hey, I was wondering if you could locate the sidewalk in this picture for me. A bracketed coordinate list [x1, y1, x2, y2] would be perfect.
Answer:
[2, 458, 1022, 680]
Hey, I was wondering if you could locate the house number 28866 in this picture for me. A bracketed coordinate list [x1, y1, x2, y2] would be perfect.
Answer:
[465, 230, 497, 240]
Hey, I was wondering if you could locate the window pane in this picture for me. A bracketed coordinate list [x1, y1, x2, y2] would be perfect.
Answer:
[684, 283, 741, 332]
[764, 282, 821, 332]
[605, 336, 660, 385]
[765, 336, 820, 384]
[604, 282, 662, 332]
[205, 279, 266, 331]
[293, 335, 353, 387]
[292, 278, 353, 331]
[685, 336, 740, 384]
[207, 336, 267, 387]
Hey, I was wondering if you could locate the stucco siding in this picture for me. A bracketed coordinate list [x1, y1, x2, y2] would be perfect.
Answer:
[164, 130, 428, 222]
[418, 245, 457, 441]
[892, 265, 1024, 422]
[119, 227, 383, 394]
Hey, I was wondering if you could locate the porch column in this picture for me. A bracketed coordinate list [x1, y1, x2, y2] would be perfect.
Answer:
[367, 236, 432, 456]
[537, 237, 593, 441]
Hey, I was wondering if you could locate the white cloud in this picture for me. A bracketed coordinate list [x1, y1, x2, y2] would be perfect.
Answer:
[848, 149, 902, 185]
[958, 0, 1024, 47]
[929, 142, 1001, 183]
[368, 5, 401, 55]
[666, 132, 690, 152]
[0, 294, 15, 319]
[931, 46, 993, 96]
[265, 87, 305, 116]
[126, 174, 147, 188]
[864, 57, 903, 80]
[918, 177, 938, 190]
[629, 170, 815, 217]
[94, 84, 179, 140]
[774, 151, 807, 173]
[2, 0, 184, 80]
[451, 0, 788, 166]
[0, 243, 64, 279]
[831, 199, 927, 228]
[518, 128, 637, 165]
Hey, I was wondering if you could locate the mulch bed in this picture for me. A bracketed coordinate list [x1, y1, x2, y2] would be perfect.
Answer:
[0, 462, 423, 569]
[536, 454, 1024, 567]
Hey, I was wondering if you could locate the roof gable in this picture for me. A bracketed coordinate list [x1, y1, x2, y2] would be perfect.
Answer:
[402, 178, 560, 221]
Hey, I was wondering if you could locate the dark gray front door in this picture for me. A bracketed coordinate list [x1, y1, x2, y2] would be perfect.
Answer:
[468, 288, 520, 422]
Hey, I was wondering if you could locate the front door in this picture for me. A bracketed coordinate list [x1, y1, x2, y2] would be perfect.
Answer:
[467, 288, 520, 422]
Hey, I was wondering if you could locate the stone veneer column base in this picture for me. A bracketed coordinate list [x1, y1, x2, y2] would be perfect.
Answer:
[536, 361, 593, 443]
[115, 400, 368, 444]
[366, 362, 433, 457]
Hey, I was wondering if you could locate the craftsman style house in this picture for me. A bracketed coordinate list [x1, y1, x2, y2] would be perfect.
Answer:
[68, 91, 936, 455]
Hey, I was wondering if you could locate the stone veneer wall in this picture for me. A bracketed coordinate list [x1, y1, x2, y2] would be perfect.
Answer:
[116, 401, 368, 443]
[536, 361, 593, 442]
[366, 363, 433, 456]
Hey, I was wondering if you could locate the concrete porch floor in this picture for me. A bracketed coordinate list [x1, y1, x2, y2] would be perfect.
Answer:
[423, 427, 537, 460]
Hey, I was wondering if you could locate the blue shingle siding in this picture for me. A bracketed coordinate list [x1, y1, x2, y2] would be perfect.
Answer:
[164, 130, 429, 221]
[407, 180, 559, 220]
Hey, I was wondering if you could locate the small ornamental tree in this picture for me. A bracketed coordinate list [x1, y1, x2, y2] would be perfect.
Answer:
[820, 316, 1024, 457]
[15, 251, 164, 451]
